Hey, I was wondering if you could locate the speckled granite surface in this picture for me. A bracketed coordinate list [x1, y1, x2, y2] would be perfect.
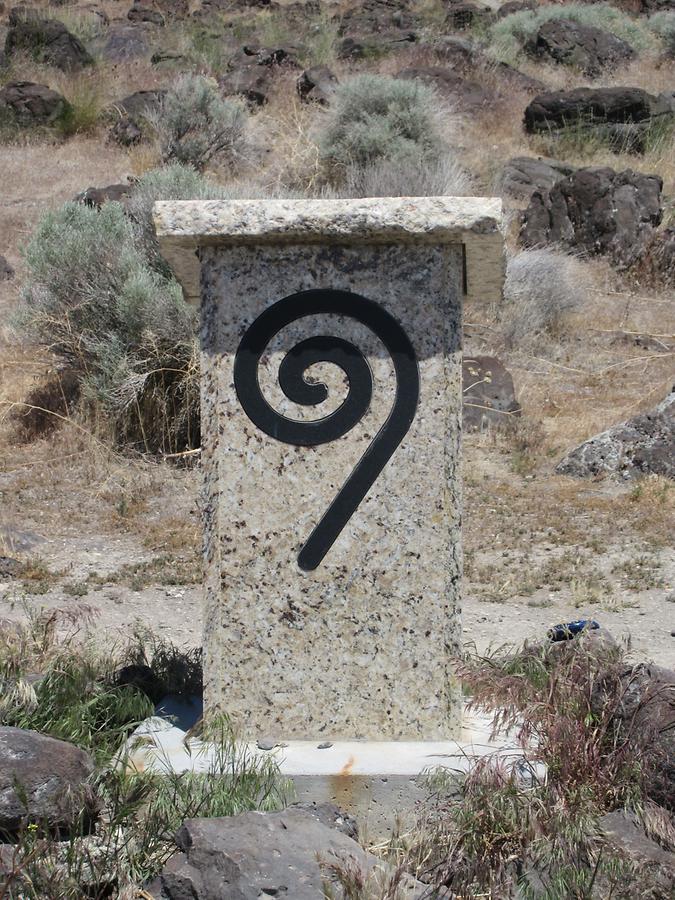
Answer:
[200, 241, 464, 740]
[154, 197, 505, 741]
[155, 196, 504, 306]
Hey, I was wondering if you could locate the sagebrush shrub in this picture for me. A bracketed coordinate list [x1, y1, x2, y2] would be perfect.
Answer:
[151, 74, 248, 171]
[17, 165, 276, 453]
[126, 163, 228, 275]
[489, 2, 656, 64]
[648, 11, 675, 56]
[318, 74, 444, 176]
[502, 249, 587, 348]
[19, 182, 199, 453]
[325, 154, 472, 198]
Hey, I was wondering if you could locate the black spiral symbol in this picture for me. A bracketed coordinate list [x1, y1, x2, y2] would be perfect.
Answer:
[234, 289, 419, 571]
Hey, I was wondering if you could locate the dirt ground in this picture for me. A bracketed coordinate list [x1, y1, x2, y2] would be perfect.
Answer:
[0, 420, 673, 666]
[0, 7, 673, 669]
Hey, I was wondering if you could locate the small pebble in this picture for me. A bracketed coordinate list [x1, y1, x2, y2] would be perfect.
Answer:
[317, 741, 333, 749]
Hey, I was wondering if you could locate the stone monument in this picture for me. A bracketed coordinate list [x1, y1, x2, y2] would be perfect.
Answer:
[154, 197, 504, 824]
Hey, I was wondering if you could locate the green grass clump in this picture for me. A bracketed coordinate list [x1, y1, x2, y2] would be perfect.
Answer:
[488, 3, 656, 65]
[318, 74, 444, 178]
[0, 609, 289, 896]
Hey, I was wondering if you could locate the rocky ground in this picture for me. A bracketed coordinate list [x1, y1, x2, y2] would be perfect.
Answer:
[0, 0, 674, 668]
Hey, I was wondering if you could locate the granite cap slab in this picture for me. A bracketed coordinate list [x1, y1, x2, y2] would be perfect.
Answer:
[154, 196, 504, 306]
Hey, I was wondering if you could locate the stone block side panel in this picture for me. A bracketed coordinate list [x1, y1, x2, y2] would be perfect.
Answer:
[200, 242, 463, 740]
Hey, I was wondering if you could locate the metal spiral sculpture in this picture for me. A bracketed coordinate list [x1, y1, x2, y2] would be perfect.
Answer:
[234, 289, 419, 571]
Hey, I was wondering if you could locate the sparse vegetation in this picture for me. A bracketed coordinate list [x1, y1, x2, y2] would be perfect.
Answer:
[502, 249, 588, 349]
[0, 610, 287, 895]
[150, 74, 248, 171]
[16, 172, 205, 454]
[318, 74, 445, 180]
[417, 637, 671, 898]
[488, 3, 656, 65]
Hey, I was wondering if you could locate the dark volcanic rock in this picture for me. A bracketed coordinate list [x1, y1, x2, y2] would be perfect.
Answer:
[521, 166, 662, 267]
[101, 24, 150, 62]
[445, 2, 492, 30]
[114, 88, 166, 120]
[529, 18, 635, 75]
[463, 356, 521, 430]
[608, 663, 675, 809]
[219, 66, 275, 105]
[338, 29, 416, 60]
[152, 808, 420, 899]
[501, 156, 576, 201]
[0, 255, 14, 281]
[0, 80, 68, 124]
[556, 390, 675, 479]
[296, 65, 339, 105]
[128, 4, 165, 25]
[0, 727, 98, 837]
[5, 9, 93, 70]
[641, 227, 675, 285]
[524, 86, 672, 133]
[599, 810, 675, 892]
[109, 117, 142, 145]
[497, 0, 536, 17]
[396, 66, 496, 110]
[75, 183, 132, 208]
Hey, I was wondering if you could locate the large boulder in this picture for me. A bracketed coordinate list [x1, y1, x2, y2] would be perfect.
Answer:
[607, 663, 675, 810]
[5, 8, 93, 70]
[556, 390, 675, 480]
[528, 18, 635, 75]
[110, 88, 166, 118]
[500, 156, 576, 202]
[521, 166, 662, 267]
[220, 45, 299, 105]
[599, 810, 675, 894]
[100, 24, 150, 62]
[296, 65, 339, 105]
[463, 356, 521, 430]
[151, 807, 422, 899]
[445, 1, 493, 30]
[0, 80, 69, 125]
[524, 86, 673, 134]
[0, 727, 98, 837]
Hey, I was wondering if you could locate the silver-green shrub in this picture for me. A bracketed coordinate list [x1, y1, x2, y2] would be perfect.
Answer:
[126, 163, 228, 275]
[151, 75, 248, 171]
[502, 249, 587, 348]
[318, 74, 444, 176]
[648, 11, 675, 56]
[325, 155, 472, 198]
[17, 169, 230, 452]
[489, 3, 655, 64]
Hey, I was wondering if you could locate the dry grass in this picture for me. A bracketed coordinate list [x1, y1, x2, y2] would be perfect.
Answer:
[0, 0, 673, 657]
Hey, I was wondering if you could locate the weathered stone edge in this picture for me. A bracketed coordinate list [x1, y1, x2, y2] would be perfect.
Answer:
[154, 197, 504, 305]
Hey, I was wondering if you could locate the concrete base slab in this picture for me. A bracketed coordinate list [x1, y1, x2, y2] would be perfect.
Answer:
[123, 707, 526, 839]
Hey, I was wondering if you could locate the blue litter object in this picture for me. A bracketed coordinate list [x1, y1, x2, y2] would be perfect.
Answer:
[154, 694, 203, 730]
[548, 619, 600, 642]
